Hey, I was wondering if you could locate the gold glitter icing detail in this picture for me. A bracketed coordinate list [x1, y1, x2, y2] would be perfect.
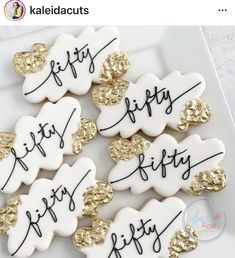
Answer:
[187, 168, 227, 196]
[0, 196, 21, 234]
[100, 52, 130, 84]
[73, 219, 111, 249]
[72, 118, 97, 154]
[178, 99, 211, 131]
[13, 43, 50, 74]
[82, 181, 113, 218]
[92, 79, 129, 106]
[169, 226, 198, 258]
[109, 134, 150, 162]
[0, 132, 16, 160]
[92, 52, 130, 106]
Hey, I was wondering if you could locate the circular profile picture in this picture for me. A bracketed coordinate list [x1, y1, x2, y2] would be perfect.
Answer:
[4, 0, 26, 21]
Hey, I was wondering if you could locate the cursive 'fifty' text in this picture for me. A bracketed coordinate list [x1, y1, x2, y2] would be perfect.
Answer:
[11, 169, 91, 256]
[1, 108, 77, 190]
[25, 38, 117, 96]
[110, 149, 224, 184]
[100, 81, 202, 132]
[107, 211, 182, 258]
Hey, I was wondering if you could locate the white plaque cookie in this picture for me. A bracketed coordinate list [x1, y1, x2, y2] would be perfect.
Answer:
[74, 197, 198, 258]
[0, 97, 96, 193]
[108, 134, 227, 196]
[93, 72, 211, 138]
[13, 26, 130, 103]
[0, 158, 113, 258]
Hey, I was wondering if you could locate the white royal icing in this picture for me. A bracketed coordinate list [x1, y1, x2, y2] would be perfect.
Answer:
[97, 72, 206, 138]
[108, 134, 225, 196]
[22, 26, 120, 103]
[0, 97, 81, 193]
[80, 197, 186, 258]
[7, 157, 97, 258]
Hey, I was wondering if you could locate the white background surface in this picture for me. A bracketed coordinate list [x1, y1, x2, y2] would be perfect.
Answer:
[0, 26, 234, 258]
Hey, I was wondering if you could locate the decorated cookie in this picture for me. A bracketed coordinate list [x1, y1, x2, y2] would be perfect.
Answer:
[108, 134, 226, 196]
[0, 158, 113, 258]
[93, 72, 211, 138]
[13, 26, 130, 103]
[74, 197, 198, 258]
[0, 97, 96, 193]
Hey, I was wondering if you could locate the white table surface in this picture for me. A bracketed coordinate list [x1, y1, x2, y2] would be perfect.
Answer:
[1, 26, 234, 122]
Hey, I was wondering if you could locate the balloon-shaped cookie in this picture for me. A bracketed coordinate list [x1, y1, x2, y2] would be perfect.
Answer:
[0, 97, 96, 193]
[108, 134, 226, 196]
[0, 158, 113, 258]
[13, 26, 130, 103]
[93, 72, 211, 138]
[74, 197, 198, 258]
